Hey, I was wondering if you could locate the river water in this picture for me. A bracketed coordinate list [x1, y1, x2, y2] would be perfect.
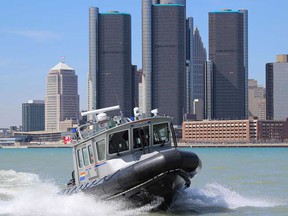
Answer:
[0, 147, 287, 216]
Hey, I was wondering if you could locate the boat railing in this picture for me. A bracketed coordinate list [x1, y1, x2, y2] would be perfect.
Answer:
[77, 116, 132, 140]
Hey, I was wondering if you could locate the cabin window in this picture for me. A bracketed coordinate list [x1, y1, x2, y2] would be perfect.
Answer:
[82, 147, 89, 166]
[96, 140, 106, 161]
[153, 123, 169, 145]
[77, 149, 83, 168]
[109, 130, 129, 154]
[88, 145, 94, 164]
[133, 126, 150, 149]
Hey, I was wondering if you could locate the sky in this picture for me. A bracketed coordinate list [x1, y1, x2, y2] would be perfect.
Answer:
[1, 0, 288, 128]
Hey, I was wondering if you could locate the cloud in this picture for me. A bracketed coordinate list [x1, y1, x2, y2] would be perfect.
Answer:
[8, 29, 62, 42]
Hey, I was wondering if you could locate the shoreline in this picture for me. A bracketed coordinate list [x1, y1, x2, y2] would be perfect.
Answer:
[1, 142, 288, 149]
[0, 143, 73, 149]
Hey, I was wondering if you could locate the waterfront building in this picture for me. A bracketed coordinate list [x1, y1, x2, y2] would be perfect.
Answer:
[183, 119, 252, 143]
[266, 55, 288, 120]
[14, 131, 62, 143]
[208, 9, 248, 120]
[142, 0, 186, 125]
[88, 8, 133, 117]
[0, 128, 9, 138]
[45, 62, 79, 131]
[257, 120, 288, 142]
[248, 79, 266, 120]
[22, 100, 45, 132]
[182, 119, 288, 143]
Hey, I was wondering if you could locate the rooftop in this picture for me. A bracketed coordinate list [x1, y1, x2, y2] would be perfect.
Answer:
[50, 62, 74, 71]
[153, 4, 184, 7]
[100, 11, 130, 15]
[210, 9, 243, 14]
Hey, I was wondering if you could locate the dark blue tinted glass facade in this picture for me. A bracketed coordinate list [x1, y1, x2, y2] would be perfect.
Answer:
[152, 5, 185, 125]
[209, 11, 245, 119]
[98, 14, 133, 117]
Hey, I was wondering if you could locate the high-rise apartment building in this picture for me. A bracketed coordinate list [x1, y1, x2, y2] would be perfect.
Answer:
[88, 8, 133, 117]
[142, 0, 186, 125]
[45, 62, 79, 131]
[208, 9, 248, 120]
[22, 100, 45, 132]
[266, 55, 288, 120]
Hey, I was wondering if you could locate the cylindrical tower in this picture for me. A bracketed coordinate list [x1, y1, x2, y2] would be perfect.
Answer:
[142, 0, 153, 114]
[89, 7, 99, 112]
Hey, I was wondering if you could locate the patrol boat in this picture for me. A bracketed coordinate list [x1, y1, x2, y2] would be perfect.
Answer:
[61, 105, 201, 209]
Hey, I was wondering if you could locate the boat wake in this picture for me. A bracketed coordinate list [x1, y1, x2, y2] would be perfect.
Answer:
[0, 170, 284, 216]
[168, 182, 283, 214]
[0, 170, 162, 216]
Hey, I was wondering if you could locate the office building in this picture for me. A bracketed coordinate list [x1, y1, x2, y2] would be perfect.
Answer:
[183, 119, 252, 143]
[142, 0, 186, 125]
[182, 119, 288, 143]
[208, 9, 248, 120]
[248, 79, 266, 120]
[204, 60, 214, 119]
[134, 67, 143, 109]
[186, 19, 207, 117]
[192, 27, 206, 110]
[22, 100, 45, 132]
[45, 62, 79, 131]
[266, 55, 288, 120]
[89, 8, 133, 117]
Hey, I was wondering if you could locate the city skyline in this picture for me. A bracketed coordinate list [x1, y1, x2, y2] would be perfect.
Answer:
[1, 0, 288, 127]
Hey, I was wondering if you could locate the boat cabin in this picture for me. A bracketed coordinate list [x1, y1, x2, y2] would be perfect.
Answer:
[70, 106, 178, 186]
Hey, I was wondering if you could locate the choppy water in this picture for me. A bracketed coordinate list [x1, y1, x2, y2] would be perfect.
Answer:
[0, 147, 287, 216]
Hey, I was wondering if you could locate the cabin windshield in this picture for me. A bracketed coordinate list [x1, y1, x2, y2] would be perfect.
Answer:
[133, 126, 150, 149]
[153, 123, 169, 145]
[108, 130, 129, 154]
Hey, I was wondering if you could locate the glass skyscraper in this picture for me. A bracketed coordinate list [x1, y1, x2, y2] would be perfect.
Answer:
[22, 100, 45, 132]
[142, 0, 186, 125]
[186, 17, 207, 117]
[266, 55, 288, 120]
[208, 9, 248, 120]
[89, 8, 133, 117]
